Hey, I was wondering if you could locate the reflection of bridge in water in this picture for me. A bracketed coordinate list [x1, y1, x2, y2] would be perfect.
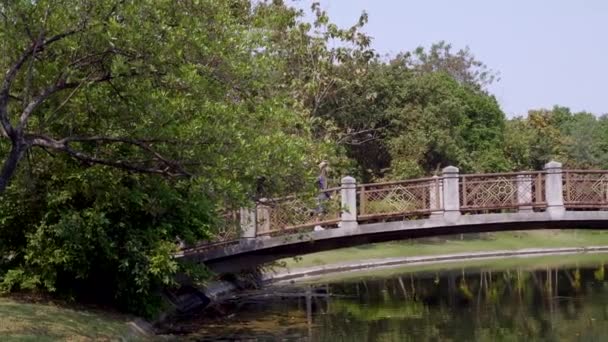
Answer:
[179, 161, 608, 272]
[183, 259, 608, 340]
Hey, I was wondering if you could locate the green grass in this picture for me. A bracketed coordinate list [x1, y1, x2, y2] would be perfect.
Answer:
[297, 252, 608, 285]
[281, 230, 608, 269]
[0, 297, 148, 341]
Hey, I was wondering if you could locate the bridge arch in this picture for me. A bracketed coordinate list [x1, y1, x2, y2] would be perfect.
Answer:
[180, 161, 608, 272]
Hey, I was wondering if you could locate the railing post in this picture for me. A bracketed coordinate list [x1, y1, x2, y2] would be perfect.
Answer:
[442, 166, 461, 222]
[517, 174, 533, 213]
[256, 198, 271, 235]
[340, 176, 358, 230]
[429, 175, 443, 218]
[544, 161, 565, 216]
[240, 207, 257, 239]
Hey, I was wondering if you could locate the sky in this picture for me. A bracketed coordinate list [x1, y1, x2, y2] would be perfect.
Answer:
[295, 0, 608, 117]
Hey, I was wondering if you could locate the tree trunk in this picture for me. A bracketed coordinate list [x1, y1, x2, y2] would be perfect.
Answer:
[0, 141, 25, 194]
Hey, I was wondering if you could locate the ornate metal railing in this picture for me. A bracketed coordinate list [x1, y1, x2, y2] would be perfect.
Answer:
[256, 187, 342, 235]
[460, 171, 546, 212]
[180, 210, 242, 254]
[358, 177, 441, 219]
[214, 210, 242, 241]
[563, 170, 608, 209]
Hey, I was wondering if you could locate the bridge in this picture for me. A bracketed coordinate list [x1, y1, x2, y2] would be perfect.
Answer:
[179, 161, 608, 273]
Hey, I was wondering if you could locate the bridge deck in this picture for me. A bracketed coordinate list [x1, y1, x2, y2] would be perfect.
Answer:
[182, 164, 608, 270]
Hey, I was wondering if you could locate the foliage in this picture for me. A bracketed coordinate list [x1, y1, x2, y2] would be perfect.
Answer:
[0, 0, 344, 315]
[0, 154, 217, 315]
[503, 106, 608, 170]
[0, 0, 337, 198]
[314, 52, 507, 180]
[408, 41, 500, 89]
[1, 0, 607, 318]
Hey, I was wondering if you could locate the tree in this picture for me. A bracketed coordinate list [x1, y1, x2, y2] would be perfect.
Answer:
[0, 0, 339, 196]
[503, 106, 607, 171]
[408, 41, 500, 90]
[0, 0, 347, 315]
[312, 50, 507, 180]
[0, 1, 180, 192]
[558, 110, 605, 168]
[385, 70, 507, 178]
[238, 1, 379, 179]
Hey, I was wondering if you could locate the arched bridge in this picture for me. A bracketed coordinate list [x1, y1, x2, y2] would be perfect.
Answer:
[179, 161, 608, 272]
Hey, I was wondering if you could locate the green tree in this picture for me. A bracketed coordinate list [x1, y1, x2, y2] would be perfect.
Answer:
[503, 106, 606, 170]
[313, 51, 507, 180]
[385, 69, 507, 178]
[408, 41, 500, 90]
[0, 0, 346, 315]
[0, 0, 336, 196]
[559, 111, 605, 168]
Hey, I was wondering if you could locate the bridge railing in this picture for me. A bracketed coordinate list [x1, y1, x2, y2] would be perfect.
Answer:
[187, 161, 608, 253]
[358, 177, 441, 220]
[254, 187, 342, 236]
[563, 170, 608, 209]
[460, 171, 546, 213]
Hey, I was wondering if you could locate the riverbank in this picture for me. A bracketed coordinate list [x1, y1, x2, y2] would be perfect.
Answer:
[174, 249, 608, 340]
[269, 246, 608, 283]
[4, 230, 608, 340]
[0, 296, 151, 341]
[272, 230, 608, 280]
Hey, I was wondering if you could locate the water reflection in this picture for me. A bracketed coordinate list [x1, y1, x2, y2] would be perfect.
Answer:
[186, 256, 608, 341]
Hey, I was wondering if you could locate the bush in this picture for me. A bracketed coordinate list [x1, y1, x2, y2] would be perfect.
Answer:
[0, 161, 214, 316]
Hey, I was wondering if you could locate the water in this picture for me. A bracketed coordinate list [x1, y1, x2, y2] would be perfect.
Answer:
[181, 253, 608, 341]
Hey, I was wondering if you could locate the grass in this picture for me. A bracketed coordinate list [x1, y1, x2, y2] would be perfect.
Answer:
[281, 229, 608, 269]
[0, 296, 149, 341]
[297, 252, 608, 285]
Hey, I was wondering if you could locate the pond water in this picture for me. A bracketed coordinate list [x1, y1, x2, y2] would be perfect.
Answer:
[181, 253, 608, 341]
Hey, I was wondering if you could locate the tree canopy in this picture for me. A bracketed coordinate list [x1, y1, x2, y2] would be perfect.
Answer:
[0, 0, 348, 314]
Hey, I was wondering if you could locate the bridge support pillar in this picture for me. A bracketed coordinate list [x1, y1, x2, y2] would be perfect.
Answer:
[544, 161, 565, 217]
[442, 166, 461, 222]
[240, 207, 257, 239]
[517, 174, 533, 213]
[340, 176, 358, 230]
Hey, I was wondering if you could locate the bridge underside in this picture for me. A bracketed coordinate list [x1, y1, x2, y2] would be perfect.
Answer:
[180, 211, 608, 273]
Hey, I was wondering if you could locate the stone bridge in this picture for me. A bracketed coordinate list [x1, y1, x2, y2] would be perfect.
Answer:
[178, 161, 608, 272]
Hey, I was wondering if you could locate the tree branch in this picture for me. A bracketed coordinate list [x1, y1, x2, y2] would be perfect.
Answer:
[0, 27, 83, 137]
[17, 73, 112, 130]
[1, 28, 81, 101]
[26, 134, 193, 177]
[336, 126, 387, 145]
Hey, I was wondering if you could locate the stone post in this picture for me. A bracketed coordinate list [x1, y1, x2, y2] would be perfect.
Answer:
[429, 175, 443, 218]
[239, 207, 257, 238]
[544, 161, 565, 216]
[442, 166, 461, 222]
[516, 174, 533, 213]
[340, 176, 358, 230]
[256, 199, 271, 235]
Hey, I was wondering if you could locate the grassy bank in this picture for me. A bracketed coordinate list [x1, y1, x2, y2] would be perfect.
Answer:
[296, 250, 608, 285]
[281, 230, 608, 269]
[0, 297, 148, 341]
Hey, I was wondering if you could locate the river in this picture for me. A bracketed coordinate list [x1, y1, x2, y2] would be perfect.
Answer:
[178, 252, 608, 341]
